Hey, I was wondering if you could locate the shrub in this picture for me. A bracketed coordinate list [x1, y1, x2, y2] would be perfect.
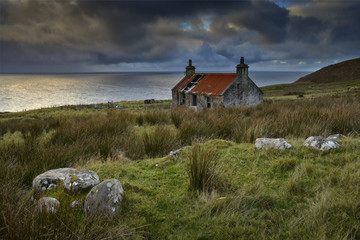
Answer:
[142, 126, 177, 158]
[170, 107, 184, 128]
[142, 110, 170, 125]
[178, 121, 213, 145]
[119, 132, 146, 160]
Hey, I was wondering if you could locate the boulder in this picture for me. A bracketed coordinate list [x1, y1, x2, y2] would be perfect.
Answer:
[32, 168, 100, 195]
[63, 169, 100, 193]
[327, 134, 346, 142]
[35, 197, 60, 214]
[304, 136, 340, 151]
[255, 138, 292, 150]
[84, 179, 124, 217]
[170, 146, 190, 159]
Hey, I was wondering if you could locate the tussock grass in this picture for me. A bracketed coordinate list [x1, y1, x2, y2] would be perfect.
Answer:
[188, 144, 219, 193]
[172, 93, 360, 142]
[142, 125, 178, 158]
[1, 92, 360, 239]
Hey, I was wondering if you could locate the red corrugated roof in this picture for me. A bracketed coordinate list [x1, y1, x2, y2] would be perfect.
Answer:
[172, 73, 237, 96]
[172, 75, 194, 92]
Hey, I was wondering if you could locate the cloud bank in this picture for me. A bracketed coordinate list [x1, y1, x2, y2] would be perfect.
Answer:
[1, 0, 359, 72]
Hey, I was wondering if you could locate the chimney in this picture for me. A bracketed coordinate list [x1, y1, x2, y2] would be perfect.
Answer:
[236, 56, 248, 81]
[186, 59, 195, 76]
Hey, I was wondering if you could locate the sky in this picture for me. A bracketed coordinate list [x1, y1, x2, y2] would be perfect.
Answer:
[1, 0, 360, 73]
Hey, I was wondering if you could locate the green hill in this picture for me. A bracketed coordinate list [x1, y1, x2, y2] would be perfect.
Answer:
[261, 58, 360, 99]
[296, 57, 360, 83]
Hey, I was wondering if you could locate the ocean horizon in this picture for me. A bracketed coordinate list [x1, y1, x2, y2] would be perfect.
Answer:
[0, 71, 310, 113]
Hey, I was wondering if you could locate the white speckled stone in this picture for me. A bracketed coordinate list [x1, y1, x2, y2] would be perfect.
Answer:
[255, 138, 292, 150]
[327, 134, 346, 142]
[304, 136, 340, 151]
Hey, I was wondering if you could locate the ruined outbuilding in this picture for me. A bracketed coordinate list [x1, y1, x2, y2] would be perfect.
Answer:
[171, 57, 263, 109]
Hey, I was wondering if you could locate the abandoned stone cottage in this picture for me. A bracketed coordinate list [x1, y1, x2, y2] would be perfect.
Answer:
[171, 57, 263, 109]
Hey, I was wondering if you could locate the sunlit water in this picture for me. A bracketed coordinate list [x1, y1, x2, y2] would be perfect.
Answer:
[0, 71, 309, 112]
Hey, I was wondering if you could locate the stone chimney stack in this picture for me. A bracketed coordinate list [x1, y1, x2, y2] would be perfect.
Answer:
[236, 56, 248, 81]
[186, 59, 196, 76]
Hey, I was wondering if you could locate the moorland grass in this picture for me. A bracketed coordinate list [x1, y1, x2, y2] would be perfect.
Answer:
[0, 92, 360, 239]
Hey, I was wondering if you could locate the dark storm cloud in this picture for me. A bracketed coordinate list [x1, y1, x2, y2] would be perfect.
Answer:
[230, 0, 289, 43]
[1, 0, 360, 72]
[287, 16, 327, 43]
[287, 0, 360, 60]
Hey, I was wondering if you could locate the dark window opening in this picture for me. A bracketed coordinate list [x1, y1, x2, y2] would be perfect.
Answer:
[192, 95, 197, 106]
[181, 93, 185, 105]
[207, 96, 211, 108]
[182, 74, 205, 91]
[237, 83, 240, 90]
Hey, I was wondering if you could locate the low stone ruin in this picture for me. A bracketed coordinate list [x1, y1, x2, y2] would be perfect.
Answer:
[32, 168, 123, 217]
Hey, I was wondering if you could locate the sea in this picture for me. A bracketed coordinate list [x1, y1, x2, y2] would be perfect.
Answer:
[0, 71, 309, 113]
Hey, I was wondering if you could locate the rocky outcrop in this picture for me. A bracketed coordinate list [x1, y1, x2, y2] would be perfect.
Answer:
[255, 138, 292, 150]
[32, 169, 125, 217]
[327, 134, 346, 142]
[32, 168, 100, 195]
[35, 197, 60, 214]
[304, 136, 340, 151]
[84, 179, 124, 217]
[170, 146, 190, 159]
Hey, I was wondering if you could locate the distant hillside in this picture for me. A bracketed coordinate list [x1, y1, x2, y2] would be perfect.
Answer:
[296, 58, 360, 83]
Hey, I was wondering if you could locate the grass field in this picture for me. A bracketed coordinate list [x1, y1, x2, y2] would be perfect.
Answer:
[1, 85, 360, 239]
[261, 78, 360, 100]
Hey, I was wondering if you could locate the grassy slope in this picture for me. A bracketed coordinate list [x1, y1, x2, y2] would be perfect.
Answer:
[88, 138, 360, 239]
[261, 58, 360, 100]
[261, 79, 360, 100]
[296, 58, 360, 84]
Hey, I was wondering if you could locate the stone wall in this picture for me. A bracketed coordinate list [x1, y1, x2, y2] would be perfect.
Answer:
[172, 91, 178, 107]
[172, 91, 224, 110]
[223, 76, 263, 107]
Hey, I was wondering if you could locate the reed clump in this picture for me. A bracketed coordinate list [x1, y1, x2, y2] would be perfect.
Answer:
[142, 125, 178, 158]
[188, 144, 220, 193]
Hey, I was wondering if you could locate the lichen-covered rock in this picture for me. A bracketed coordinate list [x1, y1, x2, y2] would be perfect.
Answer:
[63, 169, 100, 193]
[255, 138, 292, 150]
[170, 146, 190, 159]
[304, 136, 340, 151]
[84, 179, 124, 217]
[35, 197, 60, 214]
[70, 199, 80, 208]
[32, 168, 100, 195]
[327, 134, 346, 142]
